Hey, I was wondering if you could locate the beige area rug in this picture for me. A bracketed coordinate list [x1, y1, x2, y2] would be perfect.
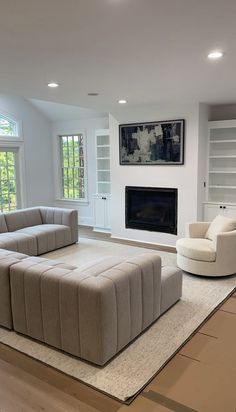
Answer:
[0, 238, 235, 402]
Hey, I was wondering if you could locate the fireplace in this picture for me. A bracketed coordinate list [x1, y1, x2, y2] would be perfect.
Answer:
[125, 186, 177, 235]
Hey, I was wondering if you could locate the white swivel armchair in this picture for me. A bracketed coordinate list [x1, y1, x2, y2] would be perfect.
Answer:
[176, 216, 236, 277]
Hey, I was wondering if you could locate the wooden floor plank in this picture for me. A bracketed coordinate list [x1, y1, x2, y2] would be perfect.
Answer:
[180, 331, 236, 368]
[0, 343, 121, 412]
[0, 357, 98, 412]
[219, 297, 236, 314]
[200, 310, 236, 339]
[146, 355, 236, 412]
[118, 395, 173, 411]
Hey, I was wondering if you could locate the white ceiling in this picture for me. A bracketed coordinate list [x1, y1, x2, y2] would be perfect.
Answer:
[29, 99, 107, 121]
[1, 0, 236, 111]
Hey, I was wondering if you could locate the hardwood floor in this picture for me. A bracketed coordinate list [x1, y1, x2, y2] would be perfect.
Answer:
[0, 232, 235, 411]
[79, 226, 176, 253]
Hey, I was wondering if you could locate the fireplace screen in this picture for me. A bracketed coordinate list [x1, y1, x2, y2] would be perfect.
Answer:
[125, 186, 177, 234]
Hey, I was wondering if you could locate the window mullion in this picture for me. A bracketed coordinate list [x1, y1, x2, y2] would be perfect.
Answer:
[5, 152, 11, 211]
[72, 136, 75, 199]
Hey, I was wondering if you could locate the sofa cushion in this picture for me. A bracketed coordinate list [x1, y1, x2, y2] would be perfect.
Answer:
[0, 214, 8, 233]
[205, 215, 236, 241]
[21, 256, 76, 270]
[0, 248, 28, 260]
[176, 238, 216, 262]
[40, 207, 78, 244]
[5, 208, 42, 232]
[0, 232, 37, 255]
[17, 224, 72, 254]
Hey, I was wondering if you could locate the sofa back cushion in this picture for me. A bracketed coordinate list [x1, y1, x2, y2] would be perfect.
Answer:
[5, 208, 42, 232]
[0, 214, 8, 233]
[205, 215, 236, 241]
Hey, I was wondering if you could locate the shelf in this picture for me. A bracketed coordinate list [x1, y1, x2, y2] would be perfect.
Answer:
[210, 139, 236, 143]
[204, 201, 236, 206]
[96, 131, 111, 196]
[93, 194, 111, 198]
[209, 155, 236, 159]
[206, 123, 236, 212]
[209, 171, 236, 174]
[209, 185, 236, 189]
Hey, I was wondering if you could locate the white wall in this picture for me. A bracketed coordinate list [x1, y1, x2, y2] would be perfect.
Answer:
[52, 117, 109, 225]
[109, 103, 201, 246]
[209, 104, 236, 121]
[0, 94, 54, 207]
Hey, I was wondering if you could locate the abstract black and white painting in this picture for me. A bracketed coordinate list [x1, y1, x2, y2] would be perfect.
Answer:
[119, 119, 184, 165]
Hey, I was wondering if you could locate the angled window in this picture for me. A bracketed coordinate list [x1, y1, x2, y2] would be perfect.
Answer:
[0, 115, 18, 136]
[0, 149, 18, 212]
[60, 134, 87, 200]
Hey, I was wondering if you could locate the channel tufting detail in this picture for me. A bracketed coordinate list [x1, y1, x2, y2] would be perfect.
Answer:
[7, 252, 182, 366]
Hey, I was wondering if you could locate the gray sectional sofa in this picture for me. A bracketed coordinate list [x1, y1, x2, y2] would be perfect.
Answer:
[0, 206, 78, 255]
[0, 207, 183, 366]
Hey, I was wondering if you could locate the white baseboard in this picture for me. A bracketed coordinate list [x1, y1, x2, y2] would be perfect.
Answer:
[78, 216, 94, 226]
[93, 228, 111, 234]
[110, 235, 176, 252]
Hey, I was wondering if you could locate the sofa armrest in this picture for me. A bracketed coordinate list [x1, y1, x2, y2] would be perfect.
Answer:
[186, 222, 210, 238]
[215, 230, 236, 265]
[40, 207, 78, 243]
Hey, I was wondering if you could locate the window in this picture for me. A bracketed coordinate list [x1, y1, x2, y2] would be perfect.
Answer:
[0, 112, 22, 211]
[0, 150, 18, 212]
[0, 115, 18, 136]
[60, 134, 86, 200]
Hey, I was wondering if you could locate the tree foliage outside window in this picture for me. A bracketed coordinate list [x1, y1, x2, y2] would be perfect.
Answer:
[0, 116, 18, 136]
[60, 134, 86, 199]
[0, 151, 17, 212]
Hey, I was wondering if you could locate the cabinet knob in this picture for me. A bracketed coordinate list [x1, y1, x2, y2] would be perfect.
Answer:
[220, 206, 222, 209]
[223, 206, 226, 209]
[102, 197, 106, 200]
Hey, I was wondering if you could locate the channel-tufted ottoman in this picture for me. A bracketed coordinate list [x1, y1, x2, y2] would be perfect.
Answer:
[10, 253, 182, 365]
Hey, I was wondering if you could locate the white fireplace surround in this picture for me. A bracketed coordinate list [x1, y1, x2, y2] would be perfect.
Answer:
[109, 102, 208, 247]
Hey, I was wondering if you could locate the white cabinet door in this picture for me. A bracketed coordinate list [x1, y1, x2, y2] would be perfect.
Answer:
[204, 204, 223, 221]
[204, 203, 236, 221]
[105, 197, 111, 229]
[93, 195, 111, 231]
[94, 197, 105, 229]
[223, 205, 236, 219]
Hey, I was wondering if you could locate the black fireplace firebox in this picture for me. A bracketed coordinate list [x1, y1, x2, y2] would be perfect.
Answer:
[125, 186, 177, 235]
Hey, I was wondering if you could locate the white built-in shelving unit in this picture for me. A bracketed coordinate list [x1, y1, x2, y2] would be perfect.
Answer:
[93, 129, 111, 232]
[204, 120, 236, 220]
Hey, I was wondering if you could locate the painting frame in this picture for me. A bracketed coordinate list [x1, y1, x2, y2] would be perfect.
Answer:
[119, 119, 185, 165]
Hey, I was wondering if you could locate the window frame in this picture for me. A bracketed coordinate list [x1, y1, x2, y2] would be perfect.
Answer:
[0, 110, 23, 142]
[56, 131, 88, 204]
[0, 141, 26, 211]
[0, 109, 26, 210]
[0, 147, 20, 212]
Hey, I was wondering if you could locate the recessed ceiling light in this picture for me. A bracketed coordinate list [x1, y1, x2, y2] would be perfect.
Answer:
[47, 82, 59, 88]
[118, 99, 127, 104]
[88, 92, 99, 96]
[208, 51, 224, 59]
